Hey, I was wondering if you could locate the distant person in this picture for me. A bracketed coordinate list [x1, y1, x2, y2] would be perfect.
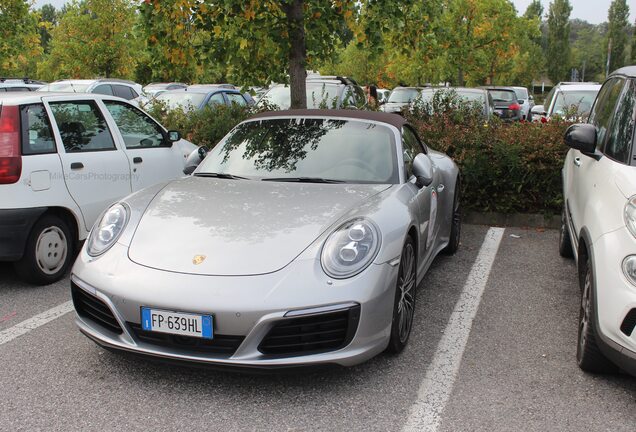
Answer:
[367, 85, 378, 109]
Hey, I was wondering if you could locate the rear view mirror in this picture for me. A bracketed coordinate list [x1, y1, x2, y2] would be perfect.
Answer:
[412, 154, 433, 188]
[183, 146, 209, 175]
[168, 130, 181, 142]
[564, 124, 596, 155]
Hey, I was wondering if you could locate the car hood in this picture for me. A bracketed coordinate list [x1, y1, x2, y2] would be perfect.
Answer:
[613, 164, 636, 199]
[128, 176, 390, 276]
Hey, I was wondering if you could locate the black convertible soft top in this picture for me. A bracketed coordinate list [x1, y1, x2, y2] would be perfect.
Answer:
[249, 109, 408, 131]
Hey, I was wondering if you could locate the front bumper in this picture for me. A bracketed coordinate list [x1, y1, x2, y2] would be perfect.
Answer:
[591, 226, 636, 375]
[71, 243, 400, 368]
[0, 207, 47, 261]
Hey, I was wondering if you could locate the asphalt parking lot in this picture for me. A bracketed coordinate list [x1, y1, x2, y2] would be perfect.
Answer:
[1, 224, 635, 431]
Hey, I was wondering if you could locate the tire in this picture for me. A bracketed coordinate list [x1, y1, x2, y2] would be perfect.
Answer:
[559, 208, 574, 258]
[386, 236, 417, 354]
[442, 179, 461, 255]
[14, 214, 74, 285]
[576, 254, 617, 373]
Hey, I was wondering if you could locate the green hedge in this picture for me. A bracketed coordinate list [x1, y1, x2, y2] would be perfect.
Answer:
[406, 91, 571, 214]
[148, 93, 570, 215]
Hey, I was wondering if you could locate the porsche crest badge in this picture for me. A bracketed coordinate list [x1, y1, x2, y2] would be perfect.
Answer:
[192, 255, 206, 265]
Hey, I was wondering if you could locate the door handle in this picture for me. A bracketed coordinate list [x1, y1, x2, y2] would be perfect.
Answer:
[70, 162, 84, 170]
[573, 157, 581, 167]
[133, 157, 143, 164]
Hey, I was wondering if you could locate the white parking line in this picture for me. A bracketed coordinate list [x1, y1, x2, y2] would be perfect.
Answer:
[402, 227, 505, 432]
[0, 301, 73, 346]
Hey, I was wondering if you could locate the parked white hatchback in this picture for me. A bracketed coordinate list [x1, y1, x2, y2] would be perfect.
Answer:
[560, 66, 636, 377]
[0, 93, 196, 284]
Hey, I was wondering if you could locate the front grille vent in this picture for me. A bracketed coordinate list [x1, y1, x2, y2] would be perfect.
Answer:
[620, 309, 636, 336]
[258, 305, 360, 356]
[128, 323, 244, 356]
[71, 282, 123, 334]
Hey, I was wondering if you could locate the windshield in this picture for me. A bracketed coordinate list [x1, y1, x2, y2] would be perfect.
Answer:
[552, 90, 599, 116]
[388, 88, 419, 103]
[197, 118, 398, 184]
[155, 92, 205, 110]
[513, 88, 528, 100]
[261, 83, 340, 109]
[488, 90, 516, 102]
[38, 82, 90, 93]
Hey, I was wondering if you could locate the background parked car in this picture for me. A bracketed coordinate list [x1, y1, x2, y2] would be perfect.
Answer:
[154, 86, 249, 111]
[510, 86, 534, 121]
[0, 92, 196, 284]
[38, 79, 143, 101]
[531, 82, 601, 121]
[380, 87, 423, 114]
[258, 76, 366, 110]
[482, 87, 522, 121]
[559, 66, 636, 377]
[377, 88, 391, 104]
[142, 82, 188, 99]
[415, 87, 495, 119]
[0, 78, 46, 92]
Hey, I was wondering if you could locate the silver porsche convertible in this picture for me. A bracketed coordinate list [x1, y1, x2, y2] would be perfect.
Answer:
[71, 110, 461, 368]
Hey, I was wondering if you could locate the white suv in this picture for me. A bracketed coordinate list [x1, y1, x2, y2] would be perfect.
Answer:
[0, 92, 197, 284]
[560, 66, 636, 377]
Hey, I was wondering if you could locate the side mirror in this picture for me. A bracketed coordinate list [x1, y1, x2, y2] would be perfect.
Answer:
[168, 130, 181, 142]
[531, 105, 546, 116]
[529, 95, 534, 101]
[183, 146, 209, 175]
[564, 124, 596, 154]
[412, 154, 433, 188]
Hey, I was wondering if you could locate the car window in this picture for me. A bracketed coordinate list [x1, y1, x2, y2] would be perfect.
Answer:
[20, 104, 56, 155]
[589, 78, 624, 151]
[104, 101, 166, 149]
[49, 101, 116, 153]
[113, 85, 135, 100]
[93, 84, 113, 96]
[225, 92, 246, 106]
[402, 127, 425, 178]
[7, 87, 28, 92]
[604, 80, 636, 164]
[208, 92, 225, 106]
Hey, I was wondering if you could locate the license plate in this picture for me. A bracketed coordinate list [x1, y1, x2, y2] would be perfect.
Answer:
[141, 307, 213, 339]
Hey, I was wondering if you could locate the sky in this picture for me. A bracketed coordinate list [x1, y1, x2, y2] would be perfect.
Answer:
[511, 0, 636, 24]
[33, 0, 636, 25]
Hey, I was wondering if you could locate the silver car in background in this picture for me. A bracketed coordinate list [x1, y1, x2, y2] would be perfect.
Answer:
[71, 110, 461, 369]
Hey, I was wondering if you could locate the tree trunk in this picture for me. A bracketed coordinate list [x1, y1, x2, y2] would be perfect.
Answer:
[457, 68, 464, 86]
[285, 0, 307, 109]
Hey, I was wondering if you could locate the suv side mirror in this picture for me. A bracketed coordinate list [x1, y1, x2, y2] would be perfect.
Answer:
[564, 124, 596, 155]
[168, 130, 181, 142]
[412, 154, 433, 188]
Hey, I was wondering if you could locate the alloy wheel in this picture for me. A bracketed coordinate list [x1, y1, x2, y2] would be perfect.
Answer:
[397, 243, 416, 343]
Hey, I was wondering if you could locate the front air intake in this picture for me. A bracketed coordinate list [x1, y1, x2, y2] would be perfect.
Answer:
[620, 309, 636, 336]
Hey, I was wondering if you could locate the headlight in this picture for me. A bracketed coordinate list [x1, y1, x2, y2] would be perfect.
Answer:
[622, 256, 636, 287]
[87, 203, 129, 257]
[321, 218, 381, 279]
[625, 196, 636, 238]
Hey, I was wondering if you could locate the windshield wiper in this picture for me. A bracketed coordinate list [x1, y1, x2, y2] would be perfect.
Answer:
[194, 172, 248, 180]
[261, 177, 345, 184]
